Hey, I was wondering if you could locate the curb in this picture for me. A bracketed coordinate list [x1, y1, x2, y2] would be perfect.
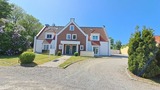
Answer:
[125, 68, 160, 86]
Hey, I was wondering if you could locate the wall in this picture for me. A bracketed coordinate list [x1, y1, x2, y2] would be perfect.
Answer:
[57, 23, 86, 52]
[80, 51, 94, 57]
[120, 46, 128, 55]
[35, 40, 43, 53]
[110, 50, 120, 55]
[99, 42, 109, 55]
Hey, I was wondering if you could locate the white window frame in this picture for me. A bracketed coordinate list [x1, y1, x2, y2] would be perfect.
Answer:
[45, 33, 54, 39]
[80, 45, 84, 50]
[66, 34, 71, 40]
[91, 33, 100, 41]
[44, 44, 49, 50]
[92, 46, 99, 55]
[72, 34, 77, 40]
[70, 25, 74, 31]
[59, 44, 62, 49]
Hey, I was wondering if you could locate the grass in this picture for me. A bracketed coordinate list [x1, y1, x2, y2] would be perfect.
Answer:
[0, 54, 61, 66]
[59, 56, 91, 69]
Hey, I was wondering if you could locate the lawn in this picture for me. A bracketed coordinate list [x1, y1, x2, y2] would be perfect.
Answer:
[0, 54, 61, 66]
[59, 56, 91, 69]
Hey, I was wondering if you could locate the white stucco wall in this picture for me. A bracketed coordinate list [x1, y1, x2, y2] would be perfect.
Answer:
[50, 40, 55, 49]
[35, 40, 43, 53]
[99, 42, 110, 56]
[87, 41, 92, 51]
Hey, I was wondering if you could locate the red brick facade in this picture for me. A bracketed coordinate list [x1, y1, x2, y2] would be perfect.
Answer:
[57, 23, 86, 54]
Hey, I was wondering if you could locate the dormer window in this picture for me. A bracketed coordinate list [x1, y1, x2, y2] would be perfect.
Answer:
[70, 25, 74, 31]
[45, 33, 53, 39]
[91, 34, 100, 41]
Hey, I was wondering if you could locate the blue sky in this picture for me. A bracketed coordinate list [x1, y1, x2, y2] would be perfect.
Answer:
[9, 0, 160, 44]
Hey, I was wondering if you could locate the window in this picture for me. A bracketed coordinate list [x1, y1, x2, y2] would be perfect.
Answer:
[92, 36, 98, 40]
[70, 25, 74, 31]
[72, 34, 77, 40]
[46, 33, 53, 39]
[93, 46, 99, 55]
[44, 45, 49, 50]
[59, 44, 62, 49]
[66, 34, 71, 40]
[91, 34, 99, 41]
[80, 45, 84, 50]
[50, 45, 52, 49]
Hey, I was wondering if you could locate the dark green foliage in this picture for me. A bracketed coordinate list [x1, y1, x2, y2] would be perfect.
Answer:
[156, 47, 160, 67]
[57, 51, 62, 56]
[0, 0, 12, 19]
[19, 52, 35, 64]
[128, 26, 160, 78]
[74, 52, 79, 56]
[115, 40, 122, 50]
[0, 23, 29, 55]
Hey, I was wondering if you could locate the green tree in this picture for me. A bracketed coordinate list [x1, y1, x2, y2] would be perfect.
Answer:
[115, 40, 122, 50]
[109, 37, 114, 49]
[0, 0, 12, 19]
[18, 14, 43, 47]
[8, 4, 25, 24]
[128, 26, 160, 78]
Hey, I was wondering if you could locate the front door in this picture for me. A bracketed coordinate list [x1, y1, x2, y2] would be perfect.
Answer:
[93, 46, 99, 55]
[72, 46, 76, 54]
[66, 45, 70, 55]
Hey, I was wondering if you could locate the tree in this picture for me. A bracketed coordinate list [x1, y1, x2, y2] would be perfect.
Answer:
[0, 22, 29, 55]
[128, 26, 160, 78]
[109, 37, 114, 49]
[8, 4, 25, 24]
[115, 40, 122, 50]
[18, 14, 43, 47]
[0, 0, 12, 19]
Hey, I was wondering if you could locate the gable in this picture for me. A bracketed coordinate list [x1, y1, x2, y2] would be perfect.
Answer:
[57, 20, 86, 36]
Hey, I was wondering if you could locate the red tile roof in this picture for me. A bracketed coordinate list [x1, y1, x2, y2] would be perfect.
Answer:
[80, 27, 108, 42]
[37, 26, 109, 42]
[91, 41, 101, 46]
[46, 39, 52, 44]
[155, 36, 160, 44]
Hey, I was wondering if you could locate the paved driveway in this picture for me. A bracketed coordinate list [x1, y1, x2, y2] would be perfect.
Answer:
[0, 55, 160, 90]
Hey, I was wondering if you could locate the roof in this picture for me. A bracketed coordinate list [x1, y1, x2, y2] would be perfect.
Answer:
[155, 36, 160, 44]
[37, 26, 108, 42]
[91, 41, 101, 46]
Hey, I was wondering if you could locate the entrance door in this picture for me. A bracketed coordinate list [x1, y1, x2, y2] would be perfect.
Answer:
[72, 46, 76, 54]
[93, 46, 99, 55]
[66, 45, 70, 54]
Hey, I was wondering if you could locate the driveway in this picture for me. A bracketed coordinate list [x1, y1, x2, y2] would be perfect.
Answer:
[0, 55, 160, 90]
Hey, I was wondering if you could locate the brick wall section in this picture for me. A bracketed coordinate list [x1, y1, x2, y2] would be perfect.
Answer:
[57, 23, 86, 53]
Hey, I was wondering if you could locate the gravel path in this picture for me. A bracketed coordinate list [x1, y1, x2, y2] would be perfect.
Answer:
[0, 55, 160, 90]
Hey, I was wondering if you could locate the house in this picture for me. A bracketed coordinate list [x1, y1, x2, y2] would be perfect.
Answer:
[34, 18, 110, 56]
[155, 36, 160, 45]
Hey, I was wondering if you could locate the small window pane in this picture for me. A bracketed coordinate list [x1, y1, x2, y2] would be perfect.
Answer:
[70, 25, 74, 31]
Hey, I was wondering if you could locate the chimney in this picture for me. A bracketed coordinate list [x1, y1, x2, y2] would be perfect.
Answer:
[70, 18, 75, 22]
[45, 24, 50, 27]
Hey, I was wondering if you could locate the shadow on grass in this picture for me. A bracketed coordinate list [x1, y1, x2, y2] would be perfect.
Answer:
[20, 62, 38, 67]
[0, 55, 19, 59]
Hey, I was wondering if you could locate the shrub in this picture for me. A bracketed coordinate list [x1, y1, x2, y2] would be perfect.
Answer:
[27, 48, 33, 52]
[128, 26, 160, 78]
[19, 52, 35, 64]
[57, 51, 61, 56]
[74, 52, 79, 56]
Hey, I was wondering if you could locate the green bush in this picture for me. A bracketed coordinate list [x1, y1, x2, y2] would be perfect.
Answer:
[57, 51, 61, 56]
[74, 52, 79, 56]
[19, 52, 36, 64]
[128, 26, 160, 78]
[27, 48, 33, 52]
